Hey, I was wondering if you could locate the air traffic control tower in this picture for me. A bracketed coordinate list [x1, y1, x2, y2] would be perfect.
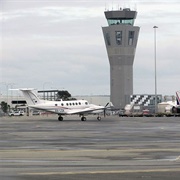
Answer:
[102, 8, 140, 109]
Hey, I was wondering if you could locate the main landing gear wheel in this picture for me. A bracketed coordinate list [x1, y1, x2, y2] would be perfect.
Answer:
[97, 117, 101, 121]
[81, 117, 86, 121]
[58, 116, 63, 121]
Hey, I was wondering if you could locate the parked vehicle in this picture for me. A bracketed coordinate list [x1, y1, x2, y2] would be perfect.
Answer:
[9, 111, 24, 116]
[32, 111, 41, 115]
[142, 109, 151, 117]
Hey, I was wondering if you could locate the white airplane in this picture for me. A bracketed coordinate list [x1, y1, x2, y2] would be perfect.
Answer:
[18, 88, 113, 121]
[176, 91, 180, 108]
[165, 91, 180, 113]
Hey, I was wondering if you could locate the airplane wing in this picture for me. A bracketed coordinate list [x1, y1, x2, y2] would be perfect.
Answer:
[65, 107, 105, 115]
[66, 102, 113, 115]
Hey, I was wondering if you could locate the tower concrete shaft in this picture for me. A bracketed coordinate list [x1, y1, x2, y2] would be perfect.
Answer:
[102, 8, 140, 109]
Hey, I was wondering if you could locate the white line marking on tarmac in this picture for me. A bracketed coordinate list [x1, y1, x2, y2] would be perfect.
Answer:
[21, 168, 180, 176]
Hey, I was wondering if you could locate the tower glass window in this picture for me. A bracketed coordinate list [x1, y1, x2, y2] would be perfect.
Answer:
[105, 33, 111, 46]
[128, 31, 134, 45]
[107, 19, 134, 26]
[116, 31, 122, 45]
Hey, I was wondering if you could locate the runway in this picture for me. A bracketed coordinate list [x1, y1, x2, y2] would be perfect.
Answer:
[1, 115, 180, 180]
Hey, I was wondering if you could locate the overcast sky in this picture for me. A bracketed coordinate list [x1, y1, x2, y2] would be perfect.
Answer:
[0, 0, 180, 96]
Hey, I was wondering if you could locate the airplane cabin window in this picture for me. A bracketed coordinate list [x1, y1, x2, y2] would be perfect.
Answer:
[66, 103, 68, 106]
[61, 103, 64, 106]
[55, 104, 57, 106]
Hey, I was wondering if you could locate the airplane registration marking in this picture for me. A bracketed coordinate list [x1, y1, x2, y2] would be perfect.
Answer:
[55, 109, 64, 113]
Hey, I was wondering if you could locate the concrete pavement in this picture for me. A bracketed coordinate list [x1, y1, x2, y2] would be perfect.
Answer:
[1, 115, 180, 179]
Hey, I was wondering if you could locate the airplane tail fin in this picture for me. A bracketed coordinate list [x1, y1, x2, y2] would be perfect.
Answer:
[19, 88, 42, 105]
[176, 91, 180, 105]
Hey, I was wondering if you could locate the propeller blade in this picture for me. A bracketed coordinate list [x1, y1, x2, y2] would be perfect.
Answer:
[104, 108, 106, 117]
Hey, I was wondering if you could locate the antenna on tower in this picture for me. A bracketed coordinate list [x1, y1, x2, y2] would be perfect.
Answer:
[134, 4, 137, 11]
[105, 2, 109, 11]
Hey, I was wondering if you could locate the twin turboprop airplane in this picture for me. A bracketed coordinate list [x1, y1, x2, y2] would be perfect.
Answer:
[166, 91, 180, 112]
[19, 88, 112, 121]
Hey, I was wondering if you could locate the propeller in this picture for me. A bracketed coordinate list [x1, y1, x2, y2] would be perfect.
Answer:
[103, 108, 106, 117]
[103, 102, 114, 117]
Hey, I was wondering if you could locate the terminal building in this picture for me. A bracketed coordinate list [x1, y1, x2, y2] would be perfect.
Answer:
[102, 8, 140, 109]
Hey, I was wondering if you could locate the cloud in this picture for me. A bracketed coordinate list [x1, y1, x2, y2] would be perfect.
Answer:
[0, 0, 180, 96]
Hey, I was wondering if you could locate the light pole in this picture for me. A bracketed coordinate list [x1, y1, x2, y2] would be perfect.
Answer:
[153, 26, 158, 114]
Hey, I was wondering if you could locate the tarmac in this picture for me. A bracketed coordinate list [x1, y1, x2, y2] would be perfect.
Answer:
[1, 115, 180, 180]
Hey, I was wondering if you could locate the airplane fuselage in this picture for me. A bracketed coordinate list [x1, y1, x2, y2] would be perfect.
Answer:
[29, 99, 104, 115]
